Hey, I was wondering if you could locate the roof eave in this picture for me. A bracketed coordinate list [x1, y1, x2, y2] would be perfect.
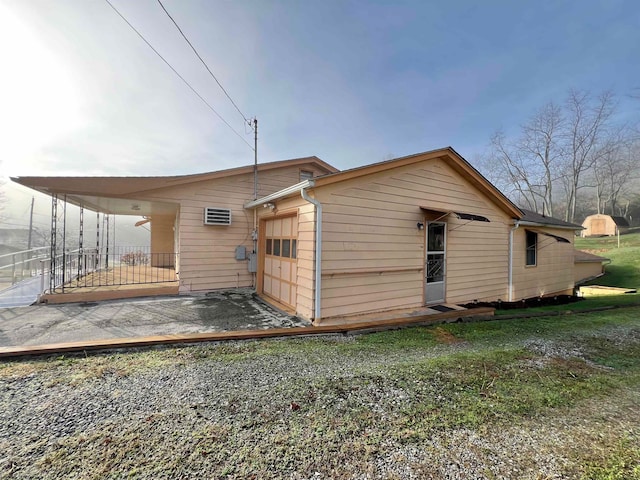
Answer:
[312, 147, 522, 219]
[516, 220, 583, 231]
[11, 156, 338, 198]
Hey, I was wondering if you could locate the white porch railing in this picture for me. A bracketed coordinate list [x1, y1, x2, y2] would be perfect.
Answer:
[0, 247, 50, 288]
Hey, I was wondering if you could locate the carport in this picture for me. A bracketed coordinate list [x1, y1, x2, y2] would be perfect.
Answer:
[11, 176, 180, 303]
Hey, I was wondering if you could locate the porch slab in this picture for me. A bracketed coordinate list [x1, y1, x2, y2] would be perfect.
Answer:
[0, 289, 307, 351]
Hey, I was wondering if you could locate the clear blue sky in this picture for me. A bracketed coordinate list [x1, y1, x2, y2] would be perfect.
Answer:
[1, 0, 639, 180]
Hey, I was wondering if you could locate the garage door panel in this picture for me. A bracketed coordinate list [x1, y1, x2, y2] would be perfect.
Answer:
[263, 215, 298, 309]
[282, 217, 292, 236]
[281, 262, 291, 282]
[280, 284, 290, 305]
[272, 278, 281, 299]
[265, 257, 272, 275]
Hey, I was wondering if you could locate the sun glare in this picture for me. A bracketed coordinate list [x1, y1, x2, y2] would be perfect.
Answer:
[0, 5, 83, 174]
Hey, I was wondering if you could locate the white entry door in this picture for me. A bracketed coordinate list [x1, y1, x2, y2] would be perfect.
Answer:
[425, 222, 446, 304]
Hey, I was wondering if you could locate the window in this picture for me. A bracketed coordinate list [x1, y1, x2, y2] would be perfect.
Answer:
[300, 170, 314, 181]
[265, 219, 297, 260]
[427, 223, 445, 252]
[282, 239, 291, 258]
[526, 231, 537, 266]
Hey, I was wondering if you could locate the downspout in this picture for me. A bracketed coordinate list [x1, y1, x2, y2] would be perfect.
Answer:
[301, 186, 322, 321]
[508, 221, 520, 302]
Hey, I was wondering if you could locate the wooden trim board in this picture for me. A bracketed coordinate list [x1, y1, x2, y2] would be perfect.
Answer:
[0, 307, 494, 358]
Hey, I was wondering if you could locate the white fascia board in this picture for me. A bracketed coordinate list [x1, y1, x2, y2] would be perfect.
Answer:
[244, 180, 315, 209]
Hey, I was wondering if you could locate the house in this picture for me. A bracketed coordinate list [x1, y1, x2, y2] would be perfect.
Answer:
[13, 147, 588, 323]
[574, 250, 610, 285]
[581, 213, 630, 237]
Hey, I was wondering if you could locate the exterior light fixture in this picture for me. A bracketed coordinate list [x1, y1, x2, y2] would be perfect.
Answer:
[417, 222, 424, 230]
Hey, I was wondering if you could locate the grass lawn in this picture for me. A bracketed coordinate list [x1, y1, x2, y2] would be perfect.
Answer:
[496, 231, 640, 316]
[1, 308, 640, 479]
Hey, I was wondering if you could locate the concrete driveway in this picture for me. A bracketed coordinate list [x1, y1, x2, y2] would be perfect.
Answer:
[0, 289, 310, 348]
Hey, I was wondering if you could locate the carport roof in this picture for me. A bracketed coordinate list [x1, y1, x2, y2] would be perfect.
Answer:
[11, 156, 336, 198]
[11, 156, 337, 215]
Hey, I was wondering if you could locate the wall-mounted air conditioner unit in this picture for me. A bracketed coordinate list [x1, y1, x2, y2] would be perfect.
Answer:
[204, 207, 232, 225]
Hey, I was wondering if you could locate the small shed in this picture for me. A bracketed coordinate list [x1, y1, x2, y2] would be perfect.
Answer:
[581, 214, 629, 237]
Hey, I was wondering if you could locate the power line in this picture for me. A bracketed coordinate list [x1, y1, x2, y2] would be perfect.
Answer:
[103, 0, 254, 150]
[156, 0, 252, 127]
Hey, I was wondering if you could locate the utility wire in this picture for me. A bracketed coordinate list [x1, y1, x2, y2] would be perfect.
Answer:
[103, 0, 254, 150]
[156, 0, 252, 127]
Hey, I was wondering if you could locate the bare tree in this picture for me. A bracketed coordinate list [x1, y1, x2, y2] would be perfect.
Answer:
[593, 138, 639, 215]
[518, 102, 563, 216]
[561, 90, 617, 223]
[489, 102, 563, 216]
[490, 131, 542, 212]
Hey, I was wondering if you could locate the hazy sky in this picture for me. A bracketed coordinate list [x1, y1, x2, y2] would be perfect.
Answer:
[1, 0, 639, 227]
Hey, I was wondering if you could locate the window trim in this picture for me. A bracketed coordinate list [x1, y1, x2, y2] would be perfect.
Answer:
[525, 230, 537, 267]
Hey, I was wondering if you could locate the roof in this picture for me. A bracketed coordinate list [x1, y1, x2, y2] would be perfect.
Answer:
[247, 147, 523, 218]
[519, 209, 583, 230]
[574, 250, 610, 263]
[611, 216, 630, 227]
[11, 156, 338, 198]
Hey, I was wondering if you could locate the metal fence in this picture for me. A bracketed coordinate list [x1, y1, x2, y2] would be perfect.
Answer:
[0, 247, 50, 287]
[50, 246, 178, 292]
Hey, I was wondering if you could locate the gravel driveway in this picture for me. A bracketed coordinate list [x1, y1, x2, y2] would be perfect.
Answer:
[1, 310, 639, 479]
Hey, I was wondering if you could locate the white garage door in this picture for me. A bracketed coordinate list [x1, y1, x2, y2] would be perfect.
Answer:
[263, 216, 298, 308]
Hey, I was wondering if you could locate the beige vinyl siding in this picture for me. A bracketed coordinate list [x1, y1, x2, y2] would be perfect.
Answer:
[574, 261, 604, 284]
[512, 228, 575, 299]
[314, 158, 512, 319]
[136, 163, 326, 294]
[295, 203, 316, 319]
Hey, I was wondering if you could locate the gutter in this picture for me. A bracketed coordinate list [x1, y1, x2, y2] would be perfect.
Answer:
[243, 180, 322, 321]
[515, 221, 582, 231]
[244, 180, 314, 209]
[301, 186, 322, 321]
[508, 221, 520, 302]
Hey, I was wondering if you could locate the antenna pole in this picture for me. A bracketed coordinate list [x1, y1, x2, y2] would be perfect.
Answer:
[253, 118, 258, 200]
[251, 118, 258, 288]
